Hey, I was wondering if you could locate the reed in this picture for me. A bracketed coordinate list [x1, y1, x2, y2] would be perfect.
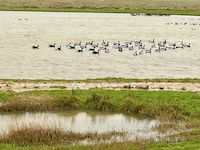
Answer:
[0, 121, 127, 146]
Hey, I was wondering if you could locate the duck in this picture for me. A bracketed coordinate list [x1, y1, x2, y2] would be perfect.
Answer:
[139, 50, 143, 55]
[74, 42, 81, 46]
[55, 46, 61, 50]
[133, 51, 138, 56]
[149, 39, 154, 43]
[48, 43, 56, 47]
[129, 46, 134, 50]
[76, 48, 83, 52]
[118, 47, 123, 52]
[32, 45, 39, 49]
[125, 41, 132, 45]
[92, 50, 100, 54]
[145, 48, 151, 53]
[86, 41, 93, 45]
[105, 49, 110, 53]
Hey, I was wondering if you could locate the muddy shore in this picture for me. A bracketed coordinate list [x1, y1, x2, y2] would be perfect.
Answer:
[0, 81, 200, 92]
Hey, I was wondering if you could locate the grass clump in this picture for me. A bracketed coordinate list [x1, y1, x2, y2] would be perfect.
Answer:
[0, 121, 127, 147]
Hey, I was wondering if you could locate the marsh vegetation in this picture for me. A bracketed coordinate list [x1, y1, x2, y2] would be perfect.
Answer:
[0, 0, 200, 15]
[0, 89, 200, 149]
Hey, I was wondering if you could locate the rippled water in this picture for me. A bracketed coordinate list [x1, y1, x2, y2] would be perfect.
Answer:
[0, 110, 157, 133]
[0, 11, 199, 79]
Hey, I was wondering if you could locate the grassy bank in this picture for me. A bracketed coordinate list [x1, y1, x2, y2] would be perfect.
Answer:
[0, 0, 200, 15]
[1, 77, 200, 83]
[0, 89, 200, 120]
[0, 89, 200, 149]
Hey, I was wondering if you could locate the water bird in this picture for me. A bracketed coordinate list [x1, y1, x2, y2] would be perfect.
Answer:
[176, 45, 184, 49]
[125, 41, 132, 45]
[92, 43, 99, 48]
[55, 46, 61, 50]
[99, 46, 107, 50]
[76, 48, 83, 52]
[183, 43, 191, 48]
[139, 45, 145, 49]
[145, 48, 151, 53]
[133, 51, 138, 56]
[105, 49, 110, 53]
[149, 39, 154, 43]
[68, 45, 76, 49]
[88, 47, 96, 51]
[74, 42, 81, 46]
[48, 43, 56, 47]
[139, 50, 143, 55]
[102, 42, 109, 47]
[32, 45, 39, 49]
[86, 41, 93, 45]
[155, 48, 161, 52]
[118, 47, 123, 52]
[121, 44, 128, 48]
[151, 44, 156, 48]
[168, 43, 176, 47]
[92, 50, 100, 54]
[114, 41, 120, 46]
[129, 46, 134, 50]
[134, 40, 141, 44]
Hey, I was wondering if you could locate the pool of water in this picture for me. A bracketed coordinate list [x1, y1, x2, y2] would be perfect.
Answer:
[0, 110, 157, 133]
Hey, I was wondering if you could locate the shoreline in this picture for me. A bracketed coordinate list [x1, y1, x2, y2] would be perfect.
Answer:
[1, 80, 200, 92]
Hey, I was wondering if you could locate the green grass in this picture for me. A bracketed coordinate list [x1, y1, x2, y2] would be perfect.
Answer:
[1, 78, 200, 83]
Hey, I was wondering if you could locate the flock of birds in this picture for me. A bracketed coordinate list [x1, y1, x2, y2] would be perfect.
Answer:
[31, 39, 191, 56]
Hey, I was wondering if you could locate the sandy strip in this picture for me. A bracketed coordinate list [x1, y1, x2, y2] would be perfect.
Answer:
[0, 81, 200, 93]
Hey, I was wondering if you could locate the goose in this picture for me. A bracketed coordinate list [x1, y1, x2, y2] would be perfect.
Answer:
[163, 39, 167, 44]
[158, 42, 165, 47]
[102, 42, 109, 47]
[145, 48, 151, 53]
[118, 47, 123, 52]
[55, 46, 61, 51]
[139, 50, 143, 55]
[159, 47, 167, 51]
[133, 51, 138, 56]
[86, 41, 93, 45]
[166, 46, 175, 50]
[32, 45, 39, 49]
[76, 48, 83, 52]
[135, 43, 142, 47]
[88, 47, 96, 51]
[151, 44, 156, 48]
[129, 46, 134, 50]
[80, 44, 87, 49]
[92, 43, 99, 48]
[68, 45, 76, 49]
[75, 42, 81, 46]
[112, 45, 119, 49]
[99, 46, 107, 50]
[155, 48, 160, 52]
[105, 49, 110, 53]
[48, 43, 56, 47]
[139, 45, 145, 49]
[114, 41, 120, 46]
[183, 43, 191, 48]
[149, 39, 154, 43]
[125, 41, 132, 45]
[176, 45, 184, 49]
[134, 40, 141, 44]
[121, 44, 128, 48]
[168, 42, 176, 47]
[92, 50, 100, 54]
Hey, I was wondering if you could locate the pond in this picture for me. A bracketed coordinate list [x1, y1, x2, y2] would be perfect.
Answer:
[0, 110, 157, 133]
[0, 11, 199, 79]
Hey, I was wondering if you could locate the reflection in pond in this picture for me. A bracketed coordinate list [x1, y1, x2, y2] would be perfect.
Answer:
[0, 110, 157, 134]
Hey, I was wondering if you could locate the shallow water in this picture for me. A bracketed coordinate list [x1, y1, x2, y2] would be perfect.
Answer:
[0, 110, 157, 133]
[0, 11, 199, 79]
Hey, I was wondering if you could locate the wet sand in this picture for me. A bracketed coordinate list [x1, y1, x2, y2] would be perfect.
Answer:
[0, 11, 200, 80]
